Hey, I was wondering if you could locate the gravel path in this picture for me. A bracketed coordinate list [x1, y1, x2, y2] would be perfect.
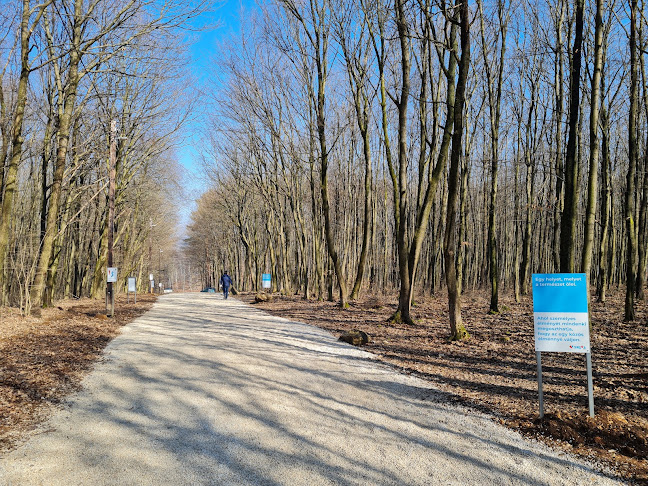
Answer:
[0, 293, 623, 485]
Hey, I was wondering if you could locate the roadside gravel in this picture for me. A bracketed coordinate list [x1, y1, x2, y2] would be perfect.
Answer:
[0, 293, 624, 485]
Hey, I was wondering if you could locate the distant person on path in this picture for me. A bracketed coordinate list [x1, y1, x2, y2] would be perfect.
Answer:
[220, 271, 233, 299]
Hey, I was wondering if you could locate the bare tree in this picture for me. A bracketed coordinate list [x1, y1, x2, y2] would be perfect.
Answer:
[478, 0, 509, 313]
[625, 0, 639, 320]
[0, 0, 52, 302]
[28, 0, 206, 309]
[560, 0, 584, 273]
[444, 0, 471, 341]
[581, 0, 605, 286]
[334, 1, 374, 300]
[278, 0, 349, 307]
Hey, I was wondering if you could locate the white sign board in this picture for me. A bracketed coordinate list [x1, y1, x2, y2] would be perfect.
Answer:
[262, 273, 271, 289]
[149, 274, 154, 281]
[128, 277, 137, 292]
[532, 274, 590, 353]
[107, 267, 118, 283]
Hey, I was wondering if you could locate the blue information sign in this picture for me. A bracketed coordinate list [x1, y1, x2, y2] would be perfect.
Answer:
[262, 273, 271, 289]
[532, 274, 590, 353]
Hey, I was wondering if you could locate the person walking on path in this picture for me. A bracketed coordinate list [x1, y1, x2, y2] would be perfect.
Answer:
[220, 271, 233, 299]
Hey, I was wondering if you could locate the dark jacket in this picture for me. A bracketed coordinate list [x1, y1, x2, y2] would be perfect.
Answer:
[220, 274, 232, 287]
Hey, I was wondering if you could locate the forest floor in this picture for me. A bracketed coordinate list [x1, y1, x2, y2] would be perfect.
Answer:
[0, 294, 157, 454]
[0, 290, 645, 484]
[242, 290, 647, 485]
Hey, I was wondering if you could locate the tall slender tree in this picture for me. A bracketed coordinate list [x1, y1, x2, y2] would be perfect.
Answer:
[280, 0, 349, 307]
[560, 0, 584, 273]
[444, 0, 470, 341]
[478, 0, 509, 313]
[334, 5, 373, 300]
[581, 0, 604, 283]
[0, 0, 52, 302]
[625, 0, 639, 320]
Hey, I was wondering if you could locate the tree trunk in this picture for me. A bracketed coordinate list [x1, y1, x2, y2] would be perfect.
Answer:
[479, 0, 507, 313]
[635, 29, 648, 300]
[393, 0, 413, 323]
[581, 0, 604, 286]
[513, 133, 521, 303]
[559, 0, 584, 273]
[552, 0, 565, 272]
[405, 11, 457, 315]
[596, 104, 611, 302]
[319, 113, 348, 306]
[458, 144, 470, 296]
[625, 0, 639, 321]
[31, 0, 83, 309]
[637, 147, 648, 300]
[350, 113, 372, 300]
[0, 0, 49, 300]
[337, 28, 373, 301]
[444, 0, 470, 341]
[307, 1, 348, 307]
[0, 77, 8, 211]
[309, 138, 324, 300]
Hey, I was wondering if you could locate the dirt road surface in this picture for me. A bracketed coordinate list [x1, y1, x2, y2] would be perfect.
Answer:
[0, 293, 623, 485]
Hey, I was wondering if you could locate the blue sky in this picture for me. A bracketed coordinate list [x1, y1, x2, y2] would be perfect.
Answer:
[176, 0, 256, 231]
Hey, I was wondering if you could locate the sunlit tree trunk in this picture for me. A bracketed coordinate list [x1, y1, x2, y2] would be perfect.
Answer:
[552, 0, 565, 272]
[596, 103, 611, 302]
[581, 0, 604, 284]
[0, 0, 51, 302]
[31, 0, 83, 309]
[513, 126, 521, 302]
[635, 21, 648, 300]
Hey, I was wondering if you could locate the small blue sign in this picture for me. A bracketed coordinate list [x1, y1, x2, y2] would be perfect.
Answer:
[262, 273, 271, 289]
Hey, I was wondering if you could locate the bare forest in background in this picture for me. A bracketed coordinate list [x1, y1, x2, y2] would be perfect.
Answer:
[0, 0, 647, 338]
[186, 0, 648, 337]
[0, 0, 209, 314]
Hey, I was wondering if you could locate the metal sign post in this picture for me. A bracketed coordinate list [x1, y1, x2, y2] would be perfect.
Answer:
[586, 352, 594, 417]
[532, 273, 594, 418]
[536, 351, 544, 418]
